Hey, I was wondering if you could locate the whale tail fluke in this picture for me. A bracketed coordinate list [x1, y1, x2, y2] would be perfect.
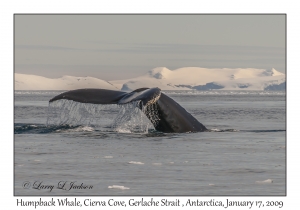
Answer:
[49, 88, 207, 133]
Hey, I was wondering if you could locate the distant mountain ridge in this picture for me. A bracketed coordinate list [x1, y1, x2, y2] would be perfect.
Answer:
[15, 73, 118, 90]
[15, 67, 286, 91]
[110, 67, 286, 91]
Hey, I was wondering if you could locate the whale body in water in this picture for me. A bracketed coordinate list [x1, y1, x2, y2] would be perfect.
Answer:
[49, 87, 207, 133]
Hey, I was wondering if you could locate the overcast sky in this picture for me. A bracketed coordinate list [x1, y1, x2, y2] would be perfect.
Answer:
[15, 14, 286, 80]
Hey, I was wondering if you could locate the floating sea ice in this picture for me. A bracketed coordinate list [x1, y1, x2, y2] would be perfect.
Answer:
[152, 163, 162, 166]
[108, 185, 130, 190]
[128, 161, 144, 165]
[104, 156, 113, 159]
[255, 179, 273, 184]
[208, 184, 215, 186]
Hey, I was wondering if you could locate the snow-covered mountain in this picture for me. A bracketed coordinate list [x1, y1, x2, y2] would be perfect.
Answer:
[15, 67, 286, 91]
[15, 73, 118, 90]
[110, 67, 286, 91]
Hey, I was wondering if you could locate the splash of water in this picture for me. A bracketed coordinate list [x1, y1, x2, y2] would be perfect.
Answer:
[47, 99, 109, 126]
[47, 99, 157, 133]
[111, 101, 148, 133]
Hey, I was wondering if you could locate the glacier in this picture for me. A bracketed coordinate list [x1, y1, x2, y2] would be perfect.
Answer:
[15, 67, 285, 91]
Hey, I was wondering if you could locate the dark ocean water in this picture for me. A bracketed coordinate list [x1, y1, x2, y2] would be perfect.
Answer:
[14, 90, 286, 195]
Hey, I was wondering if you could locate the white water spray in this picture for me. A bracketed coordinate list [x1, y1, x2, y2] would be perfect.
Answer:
[47, 99, 159, 133]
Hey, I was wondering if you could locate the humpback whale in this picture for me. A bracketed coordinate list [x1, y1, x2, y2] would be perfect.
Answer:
[49, 87, 207, 133]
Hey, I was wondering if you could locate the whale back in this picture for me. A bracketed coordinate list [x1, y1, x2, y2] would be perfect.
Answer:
[153, 93, 207, 132]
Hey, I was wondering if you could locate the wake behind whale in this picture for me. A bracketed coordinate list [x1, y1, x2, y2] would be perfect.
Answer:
[48, 87, 207, 133]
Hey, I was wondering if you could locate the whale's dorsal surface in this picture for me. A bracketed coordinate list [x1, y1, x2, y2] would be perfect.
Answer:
[49, 87, 207, 133]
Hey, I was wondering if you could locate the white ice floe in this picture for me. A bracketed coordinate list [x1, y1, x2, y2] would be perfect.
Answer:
[152, 163, 162, 166]
[108, 185, 130, 190]
[128, 161, 144, 165]
[104, 156, 113, 159]
[255, 179, 273, 184]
